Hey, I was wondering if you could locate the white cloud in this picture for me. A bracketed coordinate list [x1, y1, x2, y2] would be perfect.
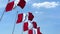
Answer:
[32, 2, 59, 8]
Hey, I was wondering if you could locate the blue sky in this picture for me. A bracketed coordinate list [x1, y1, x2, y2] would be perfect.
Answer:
[0, 0, 60, 34]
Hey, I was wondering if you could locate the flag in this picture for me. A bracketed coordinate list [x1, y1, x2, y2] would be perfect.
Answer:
[28, 29, 33, 34]
[16, 12, 34, 24]
[16, 13, 27, 24]
[23, 21, 33, 31]
[28, 12, 34, 21]
[32, 21, 37, 28]
[6, 0, 26, 12]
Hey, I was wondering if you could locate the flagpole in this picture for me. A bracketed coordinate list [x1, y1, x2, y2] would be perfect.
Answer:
[12, 11, 18, 34]
[12, 21, 16, 34]
[0, 0, 10, 21]
[0, 10, 5, 21]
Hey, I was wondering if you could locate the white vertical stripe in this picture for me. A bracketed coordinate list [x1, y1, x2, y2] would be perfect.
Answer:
[28, 21, 33, 29]
[14, 0, 20, 6]
[33, 28, 37, 34]
[13, 0, 20, 8]
[22, 13, 27, 22]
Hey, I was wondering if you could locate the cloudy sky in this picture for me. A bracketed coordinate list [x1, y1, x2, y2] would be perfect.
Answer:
[0, 0, 60, 34]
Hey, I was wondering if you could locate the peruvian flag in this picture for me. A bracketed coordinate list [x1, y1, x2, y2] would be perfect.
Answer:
[16, 13, 27, 24]
[16, 12, 34, 24]
[23, 21, 33, 31]
[6, 0, 26, 12]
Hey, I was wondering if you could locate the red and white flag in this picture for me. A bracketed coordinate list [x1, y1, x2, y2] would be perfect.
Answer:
[23, 21, 33, 31]
[6, 0, 26, 12]
[16, 13, 27, 24]
[16, 12, 34, 24]
[23, 21, 42, 34]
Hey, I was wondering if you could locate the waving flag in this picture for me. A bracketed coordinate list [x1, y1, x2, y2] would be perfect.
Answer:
[16, 13, 27, 24]
[23, 22, 33, 31]
[16, 12, 34, 24]
[6, 0, 26, 12]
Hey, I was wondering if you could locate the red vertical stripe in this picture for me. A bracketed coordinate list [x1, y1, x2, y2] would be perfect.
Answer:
[28, 12, 34, 21]
[28, 29, 33, 34]
[23, 22, 28, 31]
[32, 21, 37, 28]
[6, 1, 14, 12]
[16, 13, 23, 24]
[37, 27, 42, 34]
[17, 0, 26, 9]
